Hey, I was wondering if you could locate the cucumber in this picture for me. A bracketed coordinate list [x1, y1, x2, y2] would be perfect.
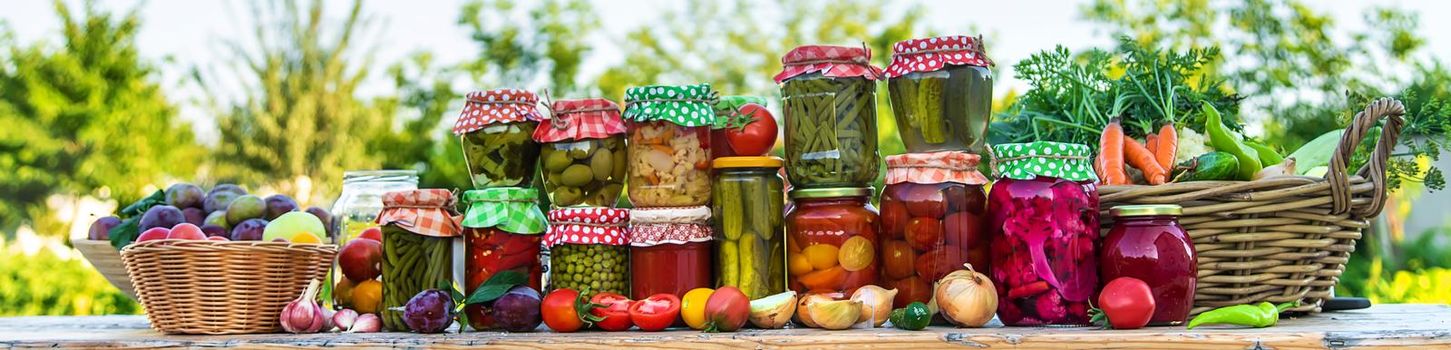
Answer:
[1173, 152, 1241, 182]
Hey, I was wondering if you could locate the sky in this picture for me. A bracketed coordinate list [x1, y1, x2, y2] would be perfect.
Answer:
[4, 0, 1450, 142]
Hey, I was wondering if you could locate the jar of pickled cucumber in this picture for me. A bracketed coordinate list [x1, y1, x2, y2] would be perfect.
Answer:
[454, 88, 543, 188]
[328, 170, 417, 309]
[785, 187, 879, 296]
[776, 45, 884, 189]
[629, 206, 713, 300]
[712, 156, 786, 300]
[544, 207, 630, 295]
[879, 151, 989, 308]
[709, 95, 770, 159]
[534, 98, 628, 207]
[375, 189, 462, 332]
[459, 188, 547, 331]
[623, 84, 716, 207]
[885, 35, 994, 154]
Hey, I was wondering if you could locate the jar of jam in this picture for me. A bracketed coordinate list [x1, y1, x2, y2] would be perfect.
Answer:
[879, 151, 989, 308]
[454, 89, 543, 188]
[988, 142, 1100, 326]
[786, 187, 879, 295]
[712, 156, 786, 299]
[535, 98, 628, 208]
[885, 35, 994, 154]
[1102, 205, 1196, 325]
[623, 84, 716, 207]
[776, 45, 883, 188]
[329, 170, 417, 309]
[710, 96, 770, 159]
[459, 188, 547, 331]
[544, 208, 630, 295]
[629, 206, 713, 300]
[375, 189, 461, 331]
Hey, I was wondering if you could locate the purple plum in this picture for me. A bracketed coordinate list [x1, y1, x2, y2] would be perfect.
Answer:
[263, 194, 299, 220]
[138, 205, 184, 231]
[489, 286, 542, 332]
[200, 224, 228, 238]
[182, 207, 206, 226]
[230, 218, 269, 241]
[403, 289, 455, 333]
[304, 206, 334, 237]
[165, 183, 206, 209]
[225, 195, 266, 226]
[88, 216, 122, 240]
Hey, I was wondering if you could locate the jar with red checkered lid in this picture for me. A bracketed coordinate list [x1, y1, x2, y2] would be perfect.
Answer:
[534, 98, 628, 207]
[454, 88, 544, 188]
[775, 44, 884, 189]
[375, 189, 462, 331]
[543, 207, 630, 295]
[878, 151, 989, 308]
[885, 35, 994, 154]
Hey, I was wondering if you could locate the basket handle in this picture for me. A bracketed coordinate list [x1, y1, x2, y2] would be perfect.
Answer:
[1325, 97, 1405, 217]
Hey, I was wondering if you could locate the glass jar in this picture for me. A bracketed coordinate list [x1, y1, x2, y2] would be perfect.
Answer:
[710, 95, 771, 159]
[712, 157, 786, 299]
[535, 98, 628, 208]
[885, 35, 994, 154]
[544, 208, 630, 295]
[776, 45, 883, 189]
[454, 88, 543, 188]
[879, 152, 989, 308]
[1102, 205, 1197, 325]
[459, 188, 547, 331]
[785, 187, 879, 295]
[988, 142, 1100, 326]
[623, 84, 716, 207]
[375, 189, 461, 331]
[328, 170, 417, 308]
[629, 206, 713, 300]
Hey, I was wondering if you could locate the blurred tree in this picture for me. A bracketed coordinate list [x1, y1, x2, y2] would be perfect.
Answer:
[457, 0, 599, 95]
[0, 1, 199, 234]
[369, 52, 467, 190]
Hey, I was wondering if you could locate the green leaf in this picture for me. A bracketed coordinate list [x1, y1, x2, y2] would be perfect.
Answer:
[108, 218, 140, 250]
[463, 270, 526, 305]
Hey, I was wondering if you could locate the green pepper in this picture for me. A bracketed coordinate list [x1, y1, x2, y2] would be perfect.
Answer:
[1186, 301, 1296, 329]
[1243, 140, 1285, 167]
[889, 302, 931, 330]
[1201, 102, 1262, 180]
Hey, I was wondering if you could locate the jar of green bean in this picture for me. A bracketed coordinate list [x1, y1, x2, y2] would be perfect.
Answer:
[454, 88, 543, 188]
[375, 189, 462, 332]
[543, 207, 630, 295]
[775, 45, 883, 189]
[885, 35, 994, 154]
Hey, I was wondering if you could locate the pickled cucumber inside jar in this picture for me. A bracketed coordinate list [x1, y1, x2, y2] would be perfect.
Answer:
[454, 89, 546, 188]
[884, 35, 995, 154]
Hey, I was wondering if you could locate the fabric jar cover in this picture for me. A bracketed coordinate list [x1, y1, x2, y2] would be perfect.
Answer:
[712, 95, 768, 130]
[622, 83, 717, 127]
[992, 141, 1098, 182]
[628, 206, 713, 247]
[459, 187, 547, 235]
[376, 189, 462, 238]
[453, 88, 544, 135]
[543, 207, 629, 248]
[533, 98, 627, 143]
[884, 35, 993, 78]
[885, 151, 988, 186]
[774, 44, 885, 83]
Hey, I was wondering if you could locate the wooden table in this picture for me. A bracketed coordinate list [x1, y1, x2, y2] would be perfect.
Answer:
[2, 304, 1447, 349]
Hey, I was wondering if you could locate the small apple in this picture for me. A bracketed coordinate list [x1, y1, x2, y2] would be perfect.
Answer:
[358, 227, 382, 241]
[338, 239, 383, 281]
[168, 223, 207, 240]
[136, 227, 171, 242]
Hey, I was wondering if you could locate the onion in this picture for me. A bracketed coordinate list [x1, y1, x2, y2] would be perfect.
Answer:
[849, 285, 897, 327]
[934, 264, 998, 327]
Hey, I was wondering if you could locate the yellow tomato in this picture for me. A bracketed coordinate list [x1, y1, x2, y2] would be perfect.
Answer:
[838, 236, 874, 272]
[681, 287, 714, 330]
[352, 279, 383, 314]
[788, 253, 814, 276]
[334, 277, 356, 307]
[802, 244, 839, 270]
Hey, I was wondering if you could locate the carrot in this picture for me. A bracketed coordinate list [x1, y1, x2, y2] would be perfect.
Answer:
[1156, 123, 1177, 170]
[1098, 120, 1129, 185]
[1146, 133, 1159, 155]
[1123, 136, 1168, 185]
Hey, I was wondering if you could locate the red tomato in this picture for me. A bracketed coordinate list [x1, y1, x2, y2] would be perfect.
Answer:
[880, 200, 910, 239]
[943, 212, 985, 247]
[1097, 277, 1155, 329]
[628, 293, 681, 332]
[589, 292, 635, 331]
[893, 276, 933, 307]
[839, 262, 878, 291]
[906, 217, 944, 251]
[882, 240, 916, 280]
[902, 184, 946, 218]
[723, 103, 778, 156]
[914, 247, 959, 282]
[541, 288, 593, 333]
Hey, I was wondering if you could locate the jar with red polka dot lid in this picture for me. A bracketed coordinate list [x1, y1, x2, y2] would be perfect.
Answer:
[885, 35, 994, 154]
[543, 207, 630, 295]
[453, 88, 544, 188]
[628, 206, 713, 300]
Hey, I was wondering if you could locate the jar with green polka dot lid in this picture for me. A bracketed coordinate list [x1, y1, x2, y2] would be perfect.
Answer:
[986, 141, 1101, 326]
[623, 83, 717, 207]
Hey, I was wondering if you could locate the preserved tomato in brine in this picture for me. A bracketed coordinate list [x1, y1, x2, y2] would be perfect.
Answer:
[786, 188, 879, 295]
[878, 152, 988, 308]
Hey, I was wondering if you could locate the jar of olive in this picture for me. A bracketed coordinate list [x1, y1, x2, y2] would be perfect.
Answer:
[375, 189, 462, 332]
[544, 207, 630, 295]
[459, 187, 547, 331]
[776, 45, 883, 189]
[623, 84, 716, 207]
[711, 156, 786, 300]
[453, 88, 543, 188]
[534, 98, 628, 207]
[885, 35, 994, 154]
[629, 206, 713, 300]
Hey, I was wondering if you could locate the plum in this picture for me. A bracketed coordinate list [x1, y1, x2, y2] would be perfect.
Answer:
[490, 286, 542, 332]
[204, 210, 230, 229]
[208, 184, 247, 196]
[200, 224, 228, 238]
[304, 206, 334, 237]
[88, 216, 121, 240]
[403, 289, 455, 333]
[139, 205, 184, 231]
[264, 194, 299, 220]
[230, 218, 268, 241]
[204, 190, 242, 213]
[165, 183, 206, 209]
[182, 207, 206, 226]
[226, 195, 266, 226]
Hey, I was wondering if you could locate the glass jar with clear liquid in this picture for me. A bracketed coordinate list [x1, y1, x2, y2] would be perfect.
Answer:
[329, 170, 418, 310]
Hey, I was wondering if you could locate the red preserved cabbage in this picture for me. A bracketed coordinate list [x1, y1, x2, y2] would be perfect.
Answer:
[988, 176, 1099, 326]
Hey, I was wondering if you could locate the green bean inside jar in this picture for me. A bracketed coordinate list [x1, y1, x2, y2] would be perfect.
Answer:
[453, 88, 544, 188]
[374, 189, 462, 332]
[543, 207, 631, 296]
[775, 45, 884, 189]
[623, 84, 717, 207]
[885, 35, 994, 154]
[534, 98, 629, 207]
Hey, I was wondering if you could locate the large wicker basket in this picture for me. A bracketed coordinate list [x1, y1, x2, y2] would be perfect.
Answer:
[71, 238, 137, 300]
[120, 240, 336, 334]
[1099, 98, 1405, 316]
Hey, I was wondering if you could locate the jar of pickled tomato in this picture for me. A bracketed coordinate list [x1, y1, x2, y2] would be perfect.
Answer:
[879, 151, 989, 308]
[629, 206, 713, 300]
[1102, 204, 1196, 325]
[786, 187, 879, 295]
[459, 188, 547, 331]
[623, 84, 716, 207]
[453, 89, 543, 188]
[988, 142, 1100, 326]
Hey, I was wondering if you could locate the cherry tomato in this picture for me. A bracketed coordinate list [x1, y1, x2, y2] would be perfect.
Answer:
[946, 185, 987, 215]
[1096, 277, 1155, 329]
[893, 276, 933, 308]
[903, 184, 946, 218]
[541, 288, 594, 333]
[882, 240, 916, 280]
[906, 217, 943, 251]
[589, 292, 635, 331]
[880, 200, 910, 239]
[914, 247, 958, 282]
[839, 261, 878, 292]
[628, 293, 681, 332]
[943, 212, 985, 247]
[723, 103, 778, 156]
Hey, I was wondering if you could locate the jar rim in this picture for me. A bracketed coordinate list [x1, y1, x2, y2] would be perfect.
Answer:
[713, 156, 784, 169]
[1110, 204, 1183, 217]
[789, 187, 872, 199]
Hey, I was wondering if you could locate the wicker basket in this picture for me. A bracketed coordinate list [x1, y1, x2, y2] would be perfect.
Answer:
[1099, 98, 1405, 316]
[71, 238, 137, 300]
[120, 240, 337, 334]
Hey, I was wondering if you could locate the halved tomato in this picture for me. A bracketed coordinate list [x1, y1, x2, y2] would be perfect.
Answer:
[628, 293, 681, 332]
[589, 292, 634, 331]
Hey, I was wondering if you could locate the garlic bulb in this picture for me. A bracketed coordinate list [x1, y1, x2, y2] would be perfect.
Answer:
[935, 264, 998, 328]
[332, 308, 360, 332]
[347, 313, 383, 333]
[849, 285, 897, 327]
[279, 279, 326, 333]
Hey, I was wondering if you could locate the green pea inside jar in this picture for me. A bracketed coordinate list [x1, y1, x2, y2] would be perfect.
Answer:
[454, 89, 545, 189]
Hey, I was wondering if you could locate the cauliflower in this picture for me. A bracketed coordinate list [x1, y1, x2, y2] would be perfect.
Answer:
[1174, 128, 1211, 166]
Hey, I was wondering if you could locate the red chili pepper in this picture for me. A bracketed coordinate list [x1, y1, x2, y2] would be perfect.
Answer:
[1008, 281, 1052, 299]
